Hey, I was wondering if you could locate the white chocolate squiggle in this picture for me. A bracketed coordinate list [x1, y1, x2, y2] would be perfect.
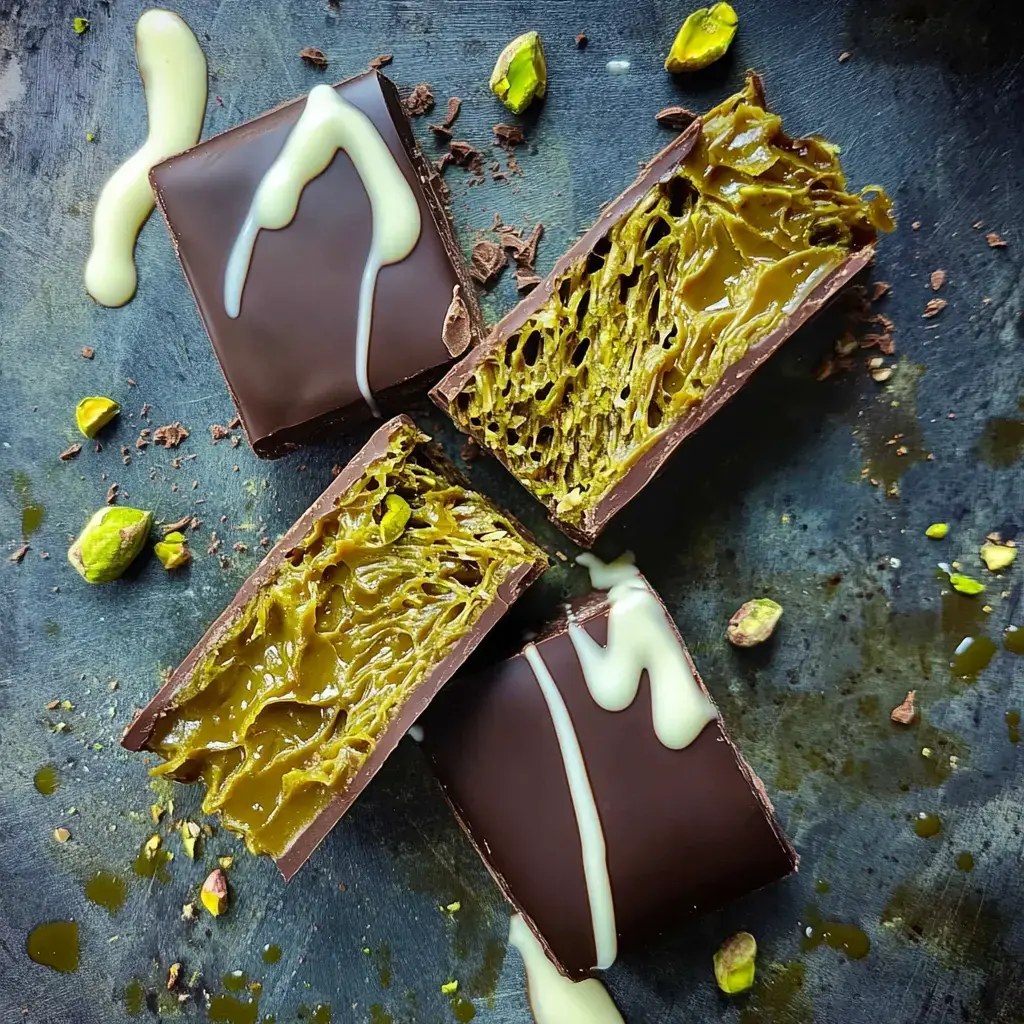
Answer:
[508, 914, 624, 1023]
[223, 83, 421, 416]
[523, 644, 617, 970]
[573, 553, 718, 749]
[84, 9, 207, 307]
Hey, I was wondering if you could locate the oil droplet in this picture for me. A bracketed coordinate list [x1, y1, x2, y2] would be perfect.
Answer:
[1003, 626, 1024, 655]
[450, 995, 476, 1022]
[261, 943, 282, 964]
[814, 879, 831, 894]
[12, 470, 45, 540]
[950, 634, 997, 681]
[377, 943, 392, 989]
[368, 1006, 393, 1024]
[800, 907, 871, 960]
[296, 1006, 331, 1024]
[223, 971, 248, 992]
[976, 416, 1024, 468]
[956, 851, 975, 872]
[738, 962, 809, 1024]
[209, 993, 259, 1024]
[33, 764, 60, 795]
[914, 812, 942, 838]
[1006, 710, 1021, 743]
[85, 870, 127, 915]
[26, 921, 79, 973]
[124, 978, 146, 1016]
[133, 836, 173, 884]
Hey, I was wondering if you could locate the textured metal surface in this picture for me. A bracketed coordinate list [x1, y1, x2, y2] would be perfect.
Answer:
[1, 1, 1022, 1022]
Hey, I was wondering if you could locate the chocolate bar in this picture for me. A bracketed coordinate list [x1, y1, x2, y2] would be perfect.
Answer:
[152, 71, 479, 458]
[421, 557, 796, 978]
[121, 416, 548, 879]
[431, 73, 893, 544]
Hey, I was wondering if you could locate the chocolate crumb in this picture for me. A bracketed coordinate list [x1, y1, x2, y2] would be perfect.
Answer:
[930, 269, 947, 291]
[368, 54, 392, 70]
[493, 123, 525, 146]
[515, 267, 542, 292]
[154, 423, 190, 448]
[435, 152, 454, 174]
[911, 221, 921, 231]
[299, 47, 328, 70]
[461, 439, 482, 462]
[140, 403, 150, 418]
[162, 515, 193, 534]
[330, 464, 342, 477]
[210, 424, 231, 443]
[986, 232, 1008, 248]
[519, 222, 543, 268]
[442, 285, 472, 357]
[404, 83, 435, 116]
[8, 543, 29, 563]
[135, 436, 148, 449]
[59, 444, 82, 461]
[105, 483, 119, 505]
[470, 239, 505, 286]
[233, 542, 248, 553]
[654, 105, 698, 132]
[449, 140, 479, 165]
[442, 96, 461, 128]
[838, 50, 851, 62]
[429, 123, 453, 140]
[922, 298, 947, 318]
[80, 346, 95, 360]
[207, 532, 221, 555]
[890, 690, 917, 725]
[575, 33, 588, 48]
[871, 281, 891, 301]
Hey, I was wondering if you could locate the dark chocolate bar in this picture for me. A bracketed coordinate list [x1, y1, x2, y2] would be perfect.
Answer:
[421, 560, 796, 978]
[431, 73, 893, 544]
[121, 416, 548, 879]
[152, 71, 480, 458]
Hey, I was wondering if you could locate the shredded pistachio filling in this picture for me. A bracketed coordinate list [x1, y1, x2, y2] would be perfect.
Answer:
[448, 75, 894, 525]
[147, 423, 545, 857]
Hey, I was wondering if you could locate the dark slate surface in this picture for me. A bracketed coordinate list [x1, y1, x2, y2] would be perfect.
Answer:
[1, 1, 1023, 1022]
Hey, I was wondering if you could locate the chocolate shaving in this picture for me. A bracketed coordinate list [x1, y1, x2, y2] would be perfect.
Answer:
[81, 346, 95, 360]
[154, 423, 190, 448]
[890, 690, 917, 725]
[298, 47, 328, 70]
[922, 298, 947, 319]
[449, 140, 479, 165]
[838, 51, 851, 63]
[429, 123, 453, 140]
[404, 83, 435, 116]
[655, 105, 698, 132]
[9, 543, 29, 563]
[986, 232, 1008, 248]
[227, 416, 241, 429]
[515, 267, 542, 292]
[105, 483, 119, 505]
[435, 152, 454, 174]
[493, 123, 525, 146]
[442, 96, 461, 128]
[368, 54, 392, 70]
[518, 222, 543, 268]
[470, 240, 506, 286]
[442, 285, 472, 357]
[210, 424, 231, 443]
[575, 33, 588, 48]
[871, 281, 891, 301]
[59, 443, 82, 461]
[930, 269, 947, 291]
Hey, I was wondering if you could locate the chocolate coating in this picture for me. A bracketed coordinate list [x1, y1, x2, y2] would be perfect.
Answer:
[421, 582, 797, 978]
[152, 71, 479, 458]
[121, 415, 547, 880]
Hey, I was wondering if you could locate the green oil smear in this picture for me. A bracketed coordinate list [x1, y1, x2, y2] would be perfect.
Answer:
[34, 764, 60, 795]
[1003, 626, 1024, 655]
[296, 1006, 330, 1023]
[913, 812, 942, 838]
[85, 870, 127, 915]
[124, 978, 146, 1016]
[368, 1007, 393, 1024]
[950, 634, 997, 681]
[261, 944, 282, 965]
[26, 921, 79, 973]
[738, 962, 811, 1024]
[800, 906, 871, 960]
[12, 470, 45, 540]
[133, 837, 173, 884]
[450, 995, 476, 1022]
[1006, 710, 1021, 743]
[956, 851, 975, 872]
[976, 415, 1024, 468]
[208, 993, 259, 1024]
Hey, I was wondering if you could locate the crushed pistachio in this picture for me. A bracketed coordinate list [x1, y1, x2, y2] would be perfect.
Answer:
[925, 523, 949, 539]
[181, 903, 195, 921]
[150, 803, 164, 824]
[73, 16, 89, 34]
[167, 962, 182, 990]
[441, 980, 459, 995]
[218, 856, 234, 870]
[446, 901, 461, 914]
[665, 3, 738, 73]
[490, 32, 547, 114]
[713, 931, 757, 994]
[154, 531, 192, 570]
[949, 573, 986, 596]
[144, 833, 162, 857]
[200, 868, 228, 917]
[180, 820, 201, 859]
[53, 827, 71, 843]
[727, 598, 783, 647]
[75, 396, 120, 438]
[980, 542, 1016, 572]
[379, 494, 412, 545]
[86, 131, 96, 142]
[68, 506, 152, 583]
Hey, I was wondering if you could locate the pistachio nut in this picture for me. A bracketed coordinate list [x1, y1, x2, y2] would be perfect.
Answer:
[490, 31, 547, 115]
[379, 493, 412, 545]
[980, 541, 1016, 572]
[200, 868, 228, 917]
[727, 598, 782, 647]
[68, 506, 152, 583]
[154, 531, 192, 570]
[713, 931, 757, 994]
[665, 2, 738, 73]
[75, 396, 120, 438]
[925, 522, 949, 539]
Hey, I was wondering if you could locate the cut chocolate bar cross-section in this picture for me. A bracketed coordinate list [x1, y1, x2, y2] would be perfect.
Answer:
[121, 416, 548, 879]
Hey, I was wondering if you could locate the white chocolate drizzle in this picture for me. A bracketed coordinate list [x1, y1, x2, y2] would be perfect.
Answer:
[84, 9, 207, 307]
[573, 553, 718, 749]
[523, 643, 617, 970]
[223, 83, 421, 416]
[509, 914, 624, 1024]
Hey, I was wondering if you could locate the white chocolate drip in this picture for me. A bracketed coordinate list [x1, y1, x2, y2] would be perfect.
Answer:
[572, 554, 718, 749]
[223, 83, 421, 416]
[84, 9, 207, 307]
[509, 914, 624, 1024]
[523, 644, 617, 970]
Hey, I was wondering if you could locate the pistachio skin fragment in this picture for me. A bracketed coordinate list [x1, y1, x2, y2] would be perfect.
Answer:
[154, 531, 192, 570]
[925, 522, 949, 539]
[490, 31, 547, 115]
[714, 931, 757, 994]
[68, 506, 152, 583]
[980, 542, 1016, 572]
[665, 2, 739, 73]
[73, 16, 89, 34]
[200, 868, 228, 917]
[75, 396, 120, 438]
[727, 598, 783, 647]
[379, 494, 412, 545]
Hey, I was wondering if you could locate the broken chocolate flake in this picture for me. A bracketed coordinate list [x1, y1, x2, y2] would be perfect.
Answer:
[930, 269, 947, 291]
[59, 443, 82, 461]
[442, 96, 461, 128]
[871, 281, 891, 301]
[368, 54, 392, 70]
[449, 140, 479, 165]
[838, 51, 851, 62]
[210, 424, 231, 443]
[470, 239, 506, 286]
[575, 33, 588, 48]
[162, 514, 194, 535]
[890, 690, 917, 725]
[922, 298, 947, 318]
[8, 543, 29, 563]
[986, 232, 1008, 248]
[435, 152, 454, 174]
[515, 267, 542, 292]
[404, 82, 435, 116]
[81, 346, 95, 360]
[429, 123, 453, 140]
[299, 47, 328, 70]
[154, 423, 190, 448]
[654, 105, 698, 131]
[105, 483, 119, 505]
[493, 123, 525, 146]
[442, 285, 472, 357]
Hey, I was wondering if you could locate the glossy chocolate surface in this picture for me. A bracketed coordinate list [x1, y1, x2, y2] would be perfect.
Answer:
[153, 71, 477, 457]
[421, 582, 796, 978]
